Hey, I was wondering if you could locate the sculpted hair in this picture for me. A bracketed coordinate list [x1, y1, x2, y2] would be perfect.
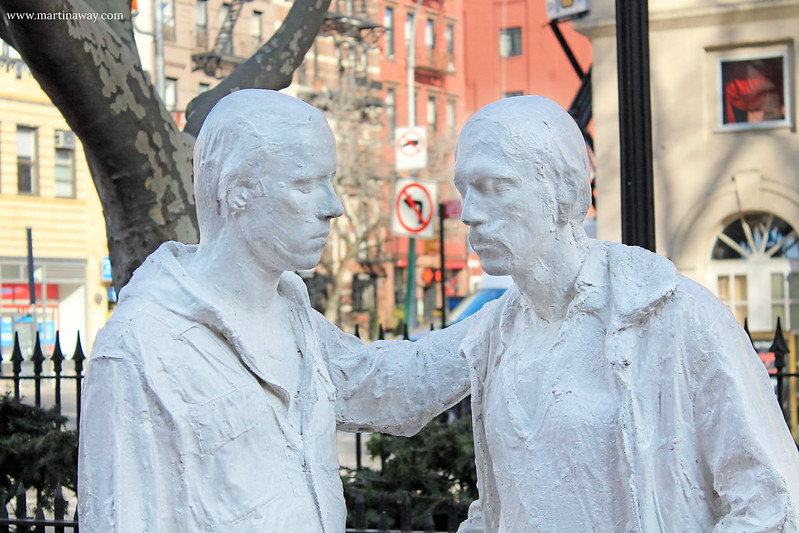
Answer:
[459, 96, 591, 226]
[193, 89, 329, 239]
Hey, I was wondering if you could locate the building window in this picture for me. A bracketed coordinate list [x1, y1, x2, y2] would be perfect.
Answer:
[386, 87, 396, 140]
[195, 0, 207, 48]
[16, 126, 37, 195]
[405, 13, 414, 45]
[445, 24, 454, 55]
[503, 91, 524, 98]
[54, 129, 76, 198]
[446, 100, 456, 132]
[164, 78, 177, 111]
[55, 148, 75, 198]
[1, 38, 21, 60]
[220, 4, 233, 55]
[251, 11, 262, 54]
[499, 27, 522, 58]
[162, 0, 175, 42]
[427, 96, 437, 132]
[711, 212, 799, 329]
[198, 82, 210, 94]
[717, 48, 790, 131]
[384, 7, 394, 57]
[425, 18, 435, 49]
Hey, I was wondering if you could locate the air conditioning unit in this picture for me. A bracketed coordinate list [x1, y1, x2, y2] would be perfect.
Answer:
[54, 129, 76, 150]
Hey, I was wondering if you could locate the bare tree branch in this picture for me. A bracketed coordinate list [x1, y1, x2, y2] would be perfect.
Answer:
[184, 0, 332, 137]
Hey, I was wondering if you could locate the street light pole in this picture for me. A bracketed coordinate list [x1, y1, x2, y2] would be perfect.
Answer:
[403, 0, 423, 331]
[616, 0, 656, 251]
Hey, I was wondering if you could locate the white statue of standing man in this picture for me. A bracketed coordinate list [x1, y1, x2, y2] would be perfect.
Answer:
[78, 89, 474, 532]
[453, 95, 799, 532]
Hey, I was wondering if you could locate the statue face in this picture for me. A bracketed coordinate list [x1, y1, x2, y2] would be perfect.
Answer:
[454, 129, 554, 277]
[237, 123, 343, 273]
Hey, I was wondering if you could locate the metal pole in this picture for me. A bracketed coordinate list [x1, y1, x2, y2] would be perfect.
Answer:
[403, 0, 423, 330]
[153, 0, 165, 100]
[439, 203, 446, 329]
[615, 0, 656, 251]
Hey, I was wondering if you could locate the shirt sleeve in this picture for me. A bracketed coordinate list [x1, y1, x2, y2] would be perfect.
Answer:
[314, 312, 474, 437]
[692, 306, 799, 532]
[78, 354, 166, 532]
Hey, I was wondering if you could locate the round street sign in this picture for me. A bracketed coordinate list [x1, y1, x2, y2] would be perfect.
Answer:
[395, 182, 434, 234]
[397, 129, 424, 157]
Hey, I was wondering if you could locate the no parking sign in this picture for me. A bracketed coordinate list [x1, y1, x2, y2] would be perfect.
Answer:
[395, 127, 427, 170]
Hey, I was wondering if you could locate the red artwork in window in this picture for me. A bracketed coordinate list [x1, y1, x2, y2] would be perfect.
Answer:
[722, 57, 785, 124]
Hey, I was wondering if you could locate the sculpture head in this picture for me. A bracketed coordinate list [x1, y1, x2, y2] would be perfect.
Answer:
[454, 96, 591, 276]
[193, 89, 343, 272]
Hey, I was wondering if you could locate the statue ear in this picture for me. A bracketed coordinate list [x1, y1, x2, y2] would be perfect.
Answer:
[224, 181, 256, 216]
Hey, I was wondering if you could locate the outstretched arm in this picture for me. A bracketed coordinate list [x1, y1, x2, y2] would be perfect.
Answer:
[314, 313, 474, 437]
[694, 309, 799, 531]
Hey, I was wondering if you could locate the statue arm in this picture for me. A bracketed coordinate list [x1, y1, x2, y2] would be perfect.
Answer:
[693, 308, 799, 531]
[78, 355, 165, 532]
[315, 312, 473, 437]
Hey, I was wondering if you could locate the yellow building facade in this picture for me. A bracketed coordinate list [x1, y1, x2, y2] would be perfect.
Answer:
[0, 54, 111, 359]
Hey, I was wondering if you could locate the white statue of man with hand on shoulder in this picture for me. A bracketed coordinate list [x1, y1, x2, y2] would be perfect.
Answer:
[78, 89, 473, 532]
[453, 95, 799, 532]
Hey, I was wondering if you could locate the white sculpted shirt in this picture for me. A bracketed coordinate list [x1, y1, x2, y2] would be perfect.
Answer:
[483, 300, 631, 531]
[78, 242, 472, 533]
[460, 240, 799, 533]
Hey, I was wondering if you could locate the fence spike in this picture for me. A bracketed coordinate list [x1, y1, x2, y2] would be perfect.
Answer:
[72, 332, 86, 372]
[51, 332, 65, 371]
[15, 483, 27, 519]
[770, 317, 789, 370]
[399, 491, 411, 532]
[31, 333, 45, 368]
[378, 323, 385, 340]
[54, 486, 66, 520]
[447, 493, 458, 533]
[424, 512, 435, 532]
[11, 332, 24, 367]
[402, 322, 409, 340]
[354, 490, 366, 530]
[354, 323, 360, 339]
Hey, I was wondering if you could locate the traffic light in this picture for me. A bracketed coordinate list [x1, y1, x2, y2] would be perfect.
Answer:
[421, 267, 442, 285]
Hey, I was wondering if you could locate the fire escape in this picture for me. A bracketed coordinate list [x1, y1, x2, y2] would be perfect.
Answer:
[191, 0, 251, 77]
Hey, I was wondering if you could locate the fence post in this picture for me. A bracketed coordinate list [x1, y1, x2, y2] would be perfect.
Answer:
[0, 502, 8, 533]
[353, 490, 366, 531]
[447, 493, 458, 533]
[34, 507, 45, 533]
[51, 333, 65, 422]
[424, 512, 435, 532]
[15, 483, 29, 533]
[770, 317, 789, 421]
[32, 334, 44, 408]
[54, 486, 66, 533]
[73, 333, 86, 426]
[379, 511, 388, 531]
[399, 491, 411, 533]
[11, 333, 23, 400]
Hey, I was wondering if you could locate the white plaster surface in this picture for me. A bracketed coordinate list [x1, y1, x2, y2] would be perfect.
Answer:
[77, 90, 473, 532]
[453, 96, 799, 532]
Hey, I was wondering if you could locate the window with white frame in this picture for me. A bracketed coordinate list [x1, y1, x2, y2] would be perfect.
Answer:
[386, 88, 396, 140]
[195, 0, 207, 48]
[710, 212, 799, 330]
[425, 18, 435, 49]
[16, 126, 37, 195]
[716, 46, 791, 131]
[54, 129, 76, 198]
[384, 7, 394, 57]
[499, 27, 522, 58]
[251, 11, 263, 54]
[164, 78, 177, 111]
[427, 96, 437, 132]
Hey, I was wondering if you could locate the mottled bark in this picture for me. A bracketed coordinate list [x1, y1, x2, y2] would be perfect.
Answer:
[0, 0, 330, 289]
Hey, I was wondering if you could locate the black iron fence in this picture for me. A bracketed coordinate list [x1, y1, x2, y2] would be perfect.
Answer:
[2, 320, 798, 532]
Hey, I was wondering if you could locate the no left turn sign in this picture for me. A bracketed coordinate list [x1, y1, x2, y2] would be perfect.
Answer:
[391, 178, 438, 239]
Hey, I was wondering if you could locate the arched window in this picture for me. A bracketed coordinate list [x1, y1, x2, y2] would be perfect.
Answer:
[709, 212, 799, 330]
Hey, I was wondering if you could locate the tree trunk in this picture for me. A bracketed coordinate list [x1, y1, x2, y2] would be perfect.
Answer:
[0, 0, 331, 290]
